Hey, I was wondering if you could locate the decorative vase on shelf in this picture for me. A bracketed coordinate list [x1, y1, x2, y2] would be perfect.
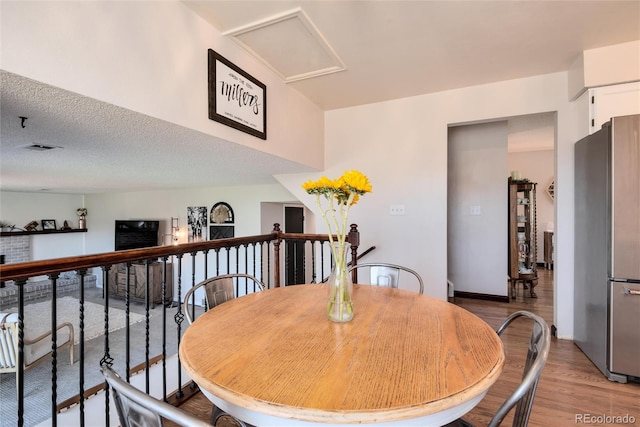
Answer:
[77, 208, 87, 229]
[327, 242, 354, 323]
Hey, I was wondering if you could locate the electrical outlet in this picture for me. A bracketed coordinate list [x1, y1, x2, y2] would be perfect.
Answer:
[390, 205, 405, 215]
[470, 205, 482, 215]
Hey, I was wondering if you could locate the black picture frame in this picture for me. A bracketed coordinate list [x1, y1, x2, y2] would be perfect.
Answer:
[210, 225, 234, 240]
[187, 206, 207, 243]
[41, 219, 57, 230]
[208, 49, 267, 140]
[210, 202, 234, 224]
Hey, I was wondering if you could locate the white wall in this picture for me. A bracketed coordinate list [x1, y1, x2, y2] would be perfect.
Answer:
[277, 72, 583, 339]
[1, 184, 298, 297]
[260, 202, 285, 235]
[85, 183, 296, 243]
[0, 1, 324, 170]
[448, 121, 508, 296]
[508, 150, 555, 263]
[568, 41, 640, 100]
[0, 191, 86, 260]
[583, 41, 640, 95]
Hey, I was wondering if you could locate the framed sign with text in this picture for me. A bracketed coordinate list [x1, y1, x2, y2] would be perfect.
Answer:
[208, 49, 267, 140]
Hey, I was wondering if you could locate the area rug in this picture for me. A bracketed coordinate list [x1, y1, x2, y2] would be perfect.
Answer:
[10, 296, 146, 344]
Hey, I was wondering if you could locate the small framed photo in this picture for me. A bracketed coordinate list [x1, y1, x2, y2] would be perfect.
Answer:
[41, 219, 57, 230]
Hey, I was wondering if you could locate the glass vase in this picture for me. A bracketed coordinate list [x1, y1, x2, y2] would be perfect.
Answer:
[327, 242, 354, 322]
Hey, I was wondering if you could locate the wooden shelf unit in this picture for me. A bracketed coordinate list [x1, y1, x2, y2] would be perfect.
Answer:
[507, 178, 538, 299]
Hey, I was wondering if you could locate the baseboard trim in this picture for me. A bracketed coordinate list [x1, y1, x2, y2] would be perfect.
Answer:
[453, 291, 509, 303]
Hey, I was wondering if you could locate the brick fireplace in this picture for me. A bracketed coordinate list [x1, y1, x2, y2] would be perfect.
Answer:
[0, 234, 96, 309]
[0, 234, 30, 264]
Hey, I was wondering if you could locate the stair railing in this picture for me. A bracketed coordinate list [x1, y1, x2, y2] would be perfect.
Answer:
[0, 224, 360, 427]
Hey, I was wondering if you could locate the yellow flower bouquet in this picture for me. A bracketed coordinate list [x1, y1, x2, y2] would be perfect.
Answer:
[302, 170, 372, 322]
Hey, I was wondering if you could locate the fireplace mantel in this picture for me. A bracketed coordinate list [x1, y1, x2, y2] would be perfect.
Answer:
[0, 228, 87, 237]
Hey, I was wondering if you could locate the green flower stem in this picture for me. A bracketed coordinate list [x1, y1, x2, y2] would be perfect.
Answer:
[327, 195, 342, 243]
[314, 191, 356, 322]
[326, 243, 353, 321]
[315, 194, 336, 248]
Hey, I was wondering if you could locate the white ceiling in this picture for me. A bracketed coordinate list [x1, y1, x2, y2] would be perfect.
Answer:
[1, 1, 638, 194]
[184, 0, 640, 110]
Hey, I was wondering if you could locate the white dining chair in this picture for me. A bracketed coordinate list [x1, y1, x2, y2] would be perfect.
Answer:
[348, 262, 424, 294]
[0, 312, 74, 398]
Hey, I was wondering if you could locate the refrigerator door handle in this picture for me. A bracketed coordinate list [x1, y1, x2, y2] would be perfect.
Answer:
[623, 287, 640, 296]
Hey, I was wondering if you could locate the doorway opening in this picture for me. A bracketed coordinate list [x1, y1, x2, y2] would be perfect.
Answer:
[284, 206, 305, 285]
[447, 112, 556, 319]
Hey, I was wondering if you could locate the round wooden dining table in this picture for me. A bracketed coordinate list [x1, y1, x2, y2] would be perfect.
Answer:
[179, 284, 504, 426]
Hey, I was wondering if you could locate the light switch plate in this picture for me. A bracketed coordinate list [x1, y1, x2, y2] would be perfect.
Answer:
[390, 205, 405, 215]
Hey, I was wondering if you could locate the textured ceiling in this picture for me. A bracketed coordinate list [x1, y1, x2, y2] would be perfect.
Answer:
[0, 71, 311, 194]
[1, 1, 638, 194]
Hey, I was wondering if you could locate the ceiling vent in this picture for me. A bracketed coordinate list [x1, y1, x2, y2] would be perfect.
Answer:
[222, 8, 346, 83]
[24, 144, 61, 151]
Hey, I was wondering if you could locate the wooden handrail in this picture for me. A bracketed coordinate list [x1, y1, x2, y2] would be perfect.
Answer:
[0, 232, 279, 282]
[357, 245, 376, 260]
[0, 225, 364, 286]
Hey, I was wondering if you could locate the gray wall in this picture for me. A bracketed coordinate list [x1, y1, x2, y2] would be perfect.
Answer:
[448, 121, 508, 296]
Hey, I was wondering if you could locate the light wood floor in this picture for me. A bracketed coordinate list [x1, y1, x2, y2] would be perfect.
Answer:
[454, 269, 639, 427]
[173, 269, 640, 426]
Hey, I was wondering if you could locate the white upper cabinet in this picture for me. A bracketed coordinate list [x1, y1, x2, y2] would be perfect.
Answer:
[590, 81, 640, 134]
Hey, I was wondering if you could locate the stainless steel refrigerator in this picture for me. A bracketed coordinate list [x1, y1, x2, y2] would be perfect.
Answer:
[574, 114, 640, 383]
